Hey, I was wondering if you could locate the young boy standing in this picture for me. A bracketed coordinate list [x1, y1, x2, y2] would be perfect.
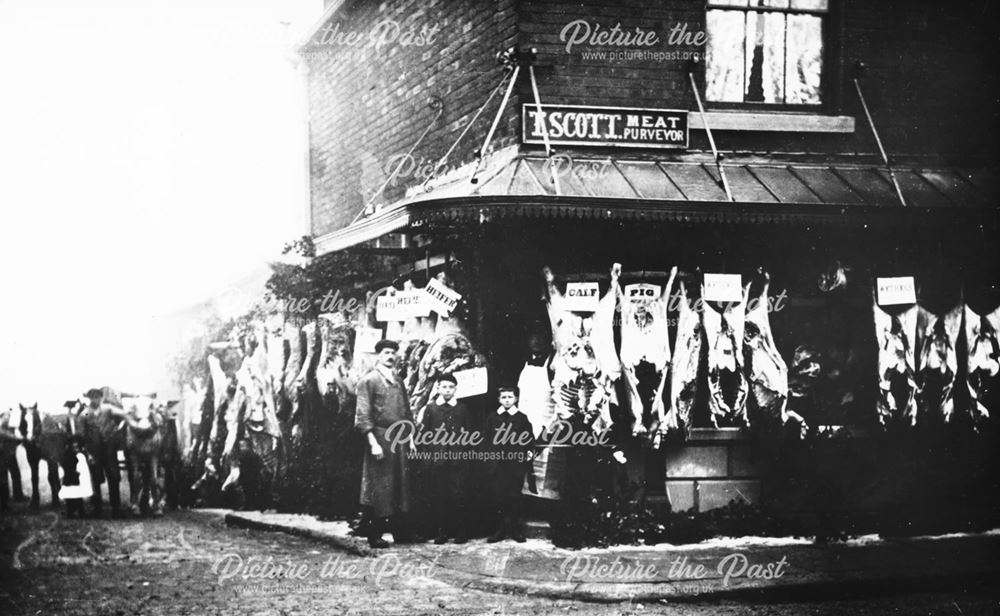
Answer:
[420, 373, 470, 544]
[487, 386, 534, 543]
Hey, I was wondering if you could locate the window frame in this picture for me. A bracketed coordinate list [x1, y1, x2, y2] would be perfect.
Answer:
[702, 0, 839, 113]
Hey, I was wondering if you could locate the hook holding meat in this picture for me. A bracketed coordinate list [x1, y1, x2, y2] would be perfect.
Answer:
[819, 260, 849, 293]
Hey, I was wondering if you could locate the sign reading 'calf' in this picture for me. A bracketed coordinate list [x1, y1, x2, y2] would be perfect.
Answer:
[564, 282, 601, 312]
[522, 104, 688, 149]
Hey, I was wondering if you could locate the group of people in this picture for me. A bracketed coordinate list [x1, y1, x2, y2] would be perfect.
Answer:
[0, 389, 129, 517]
[59, 388, 134, 518]
[354, 339, 535, 548]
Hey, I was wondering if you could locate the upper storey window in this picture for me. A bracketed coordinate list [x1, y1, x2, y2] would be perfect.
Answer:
[705, 0, 828, 106]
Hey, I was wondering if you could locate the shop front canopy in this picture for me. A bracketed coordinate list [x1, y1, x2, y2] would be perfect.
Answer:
[314, 154, 998, 255]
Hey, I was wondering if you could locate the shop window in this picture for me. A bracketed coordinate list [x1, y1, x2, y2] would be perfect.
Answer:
[705, 0, 828, 106]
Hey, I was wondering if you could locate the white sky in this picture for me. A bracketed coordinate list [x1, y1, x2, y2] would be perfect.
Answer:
[0, 0, 324, 409]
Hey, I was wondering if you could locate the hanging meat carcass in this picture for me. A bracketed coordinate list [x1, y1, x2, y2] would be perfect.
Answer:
[703, 282, 750, 428]
[230, 323, 280, 440]
[665, 280, 701, 432]
[409, 332, 481, 413]
[397, 273, 486, 415]
[873, 301, 919, 427]
[545, 264, 620, 434]
[180, 378, 206, 458]
[264, 316, 288, 421]
[281, 323, 304, 425]
[964, 304, 1000, 422]
[207, 354, 232, 450]
[785, 345, 821, 428]
[818, 260, 850, 293]
[287, 321, 319, 433]
[743, 271, 789, 423]
[915, 304, 963, 422]
[619, 268, 677, 442]
[316, 313, 356, 399]
[394, 279, 436, 394]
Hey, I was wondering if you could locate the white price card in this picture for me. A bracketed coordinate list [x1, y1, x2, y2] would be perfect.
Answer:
[703, 274, 743, 303]
[396, 289, 431, 318]
[375, 295, 401, 322]
[876, 277, 916, 306]
[354, 327, 383, 355]
[453, 367, 489, 399]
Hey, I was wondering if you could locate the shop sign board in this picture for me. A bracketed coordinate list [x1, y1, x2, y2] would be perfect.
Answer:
[453, 367, 488, 399]
[564, 282, 601, 312]
[424, 278, 462, 316]
[876, 277, 916, 305]
[703, 274, 743, 303]
[354, 326, 383, 355]
[522, 104, 688, 149]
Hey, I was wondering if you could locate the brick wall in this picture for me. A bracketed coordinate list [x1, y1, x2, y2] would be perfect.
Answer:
[302, 0, 518, 237]
[303, 0, 998, 237]
[518, 0, 998, 159]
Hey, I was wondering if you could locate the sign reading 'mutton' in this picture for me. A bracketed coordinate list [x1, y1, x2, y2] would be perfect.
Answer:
[522, 104, 688, 149]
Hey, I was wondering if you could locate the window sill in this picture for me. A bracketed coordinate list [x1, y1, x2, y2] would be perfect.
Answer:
[689, 111, 855, 133]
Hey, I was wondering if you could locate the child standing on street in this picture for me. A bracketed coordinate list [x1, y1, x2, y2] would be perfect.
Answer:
[59, 404, 93, 518]
[420, 373, 471, 544]
[487, 386, 534, 542]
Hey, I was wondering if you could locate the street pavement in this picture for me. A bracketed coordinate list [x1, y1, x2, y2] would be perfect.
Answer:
[222, 509, 1000, 603]
[1, 501, 998, 615]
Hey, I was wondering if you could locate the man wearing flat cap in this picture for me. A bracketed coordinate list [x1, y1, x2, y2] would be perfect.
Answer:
[355, 339, 415, 548]
[80, 387, 127, 517]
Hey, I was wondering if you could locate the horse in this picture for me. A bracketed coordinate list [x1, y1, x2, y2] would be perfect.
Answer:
[123, 397, 165, 516]
[0, 403, 69, 511]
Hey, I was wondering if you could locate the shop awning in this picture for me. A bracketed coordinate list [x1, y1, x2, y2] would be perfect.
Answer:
[314, 154, 998, 255]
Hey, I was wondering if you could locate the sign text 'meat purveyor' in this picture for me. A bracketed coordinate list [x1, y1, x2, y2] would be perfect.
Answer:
[522, 104, 688, 149]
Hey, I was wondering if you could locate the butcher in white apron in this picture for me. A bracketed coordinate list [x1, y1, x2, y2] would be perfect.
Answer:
[517, 334, 556, 439]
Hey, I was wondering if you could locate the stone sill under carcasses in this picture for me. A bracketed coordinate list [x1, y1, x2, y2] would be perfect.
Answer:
[664, 425, 873, 512]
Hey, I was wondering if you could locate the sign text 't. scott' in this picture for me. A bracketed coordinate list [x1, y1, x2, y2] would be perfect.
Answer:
[523, 105, 688, 149]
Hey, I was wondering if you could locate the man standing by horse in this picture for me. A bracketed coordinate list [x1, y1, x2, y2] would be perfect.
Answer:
[81, 388, 127, 518]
